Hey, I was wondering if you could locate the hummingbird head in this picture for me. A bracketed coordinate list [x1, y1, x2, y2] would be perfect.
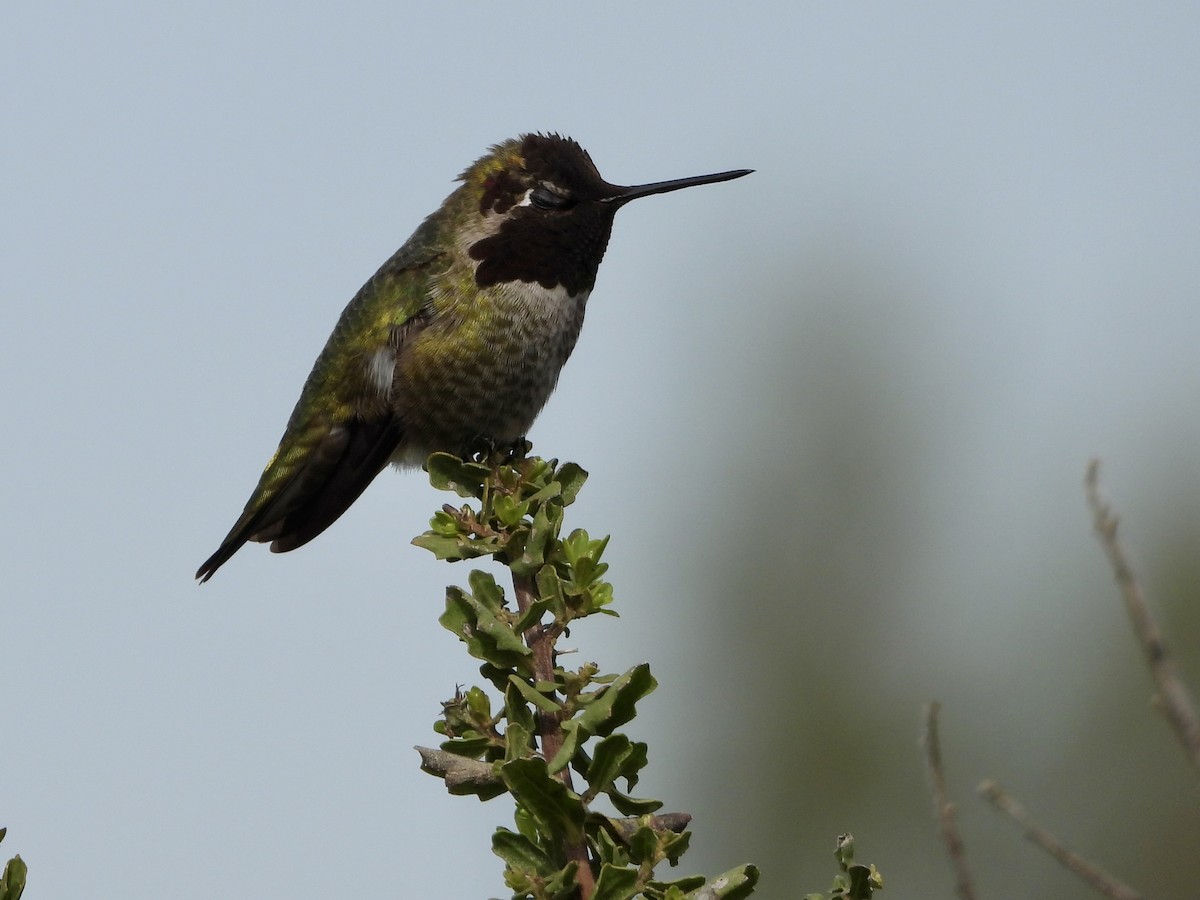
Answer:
[458, 133, 751, 296]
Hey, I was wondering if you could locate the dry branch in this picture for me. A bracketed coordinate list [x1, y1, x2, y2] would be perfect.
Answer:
[1086, 459, 1200, 773]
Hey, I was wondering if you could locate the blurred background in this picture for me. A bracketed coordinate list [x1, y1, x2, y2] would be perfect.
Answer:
[4, 2, 1199, 897]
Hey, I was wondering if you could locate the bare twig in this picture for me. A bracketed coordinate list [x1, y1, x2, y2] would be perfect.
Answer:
[1085, 459, 1200, 773]
[922, 703, 978, 900]
[414, 746, 499, 790]
[979, 780, 1142, 900]
[511, 569, 595, 898]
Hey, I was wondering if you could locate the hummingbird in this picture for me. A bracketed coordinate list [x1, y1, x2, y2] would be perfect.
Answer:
[196, 133, 750, 582]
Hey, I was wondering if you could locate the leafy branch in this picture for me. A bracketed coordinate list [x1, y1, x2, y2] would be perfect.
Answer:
[413, 450, 879, 898]
[413, 451, 756, 899]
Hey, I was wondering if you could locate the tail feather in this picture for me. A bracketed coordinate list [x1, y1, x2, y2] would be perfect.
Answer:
[196, 418, 403, 582]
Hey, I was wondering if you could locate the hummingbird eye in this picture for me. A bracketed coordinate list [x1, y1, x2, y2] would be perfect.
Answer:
[529, 185, 573, 211]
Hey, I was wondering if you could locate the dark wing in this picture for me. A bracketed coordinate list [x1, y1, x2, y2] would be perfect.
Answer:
[194, 415, 406, 583]
[196, 215, 445, 582]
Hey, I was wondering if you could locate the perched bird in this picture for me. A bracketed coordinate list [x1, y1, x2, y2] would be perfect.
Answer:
[197, 133, 750, 581]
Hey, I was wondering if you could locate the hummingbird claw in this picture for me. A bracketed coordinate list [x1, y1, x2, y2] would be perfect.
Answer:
[505, 437, 532, 463]
[465, 436, 530, 467]
[466, 436, 499, 465]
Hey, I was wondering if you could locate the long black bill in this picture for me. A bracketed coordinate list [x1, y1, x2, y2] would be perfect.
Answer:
[608, 168, 753, 206]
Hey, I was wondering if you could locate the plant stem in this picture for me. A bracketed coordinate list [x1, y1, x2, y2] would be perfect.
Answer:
[1085, 459, 1200, 775]
[923, 703, 977, 900]
[511, 570, 594, 898]
[980, 780, 1142, 900]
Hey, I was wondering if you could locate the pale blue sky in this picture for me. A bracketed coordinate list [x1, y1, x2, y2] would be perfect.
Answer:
[4, 3, 1199, 897]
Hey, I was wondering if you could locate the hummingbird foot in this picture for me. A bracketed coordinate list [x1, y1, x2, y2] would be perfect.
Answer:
[466, 436, 532, 467]
[504, 437, 533, 462]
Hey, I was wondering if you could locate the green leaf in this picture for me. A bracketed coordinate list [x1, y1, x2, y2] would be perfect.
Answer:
[427, 509, 462, 536]
[555, 462, 588, 505]
[512, 503, 554, 575]
[547, 718, 580, 774]
[607, 789, 663, 816]
[591, 821, 628, 868]
[541, 861, 581, 900]
[577, 663, 657, 737]
[508, 674, 562, 715]
[464, 685, 491, 719]
[591, 863, 639, 900]
[524, 479, 562, 506]
[520, 456, 555, 486]
[584, 734, 633, 799]
[505, 681, 537, 735]
[660, 829, 691, 865]
[426, 452, 489, 498]
[467, 570, 506, 612]
[440, 584, 530, 669]
[438, 585, 472, 638]
[411, 532, 471, 560]
[535, 566, 567, 619]
[438, 734, 494, 758]
[650, 876, 706, 896]
[513, 595, 555, 633]
[500, 758, 585, 843]
[627, 825, 658, 865]
[468, 604, 527, 661]
[504, 721, 532, 761]
[479, 661, 515, 692]
[0, 854, 27, 900]
[561, 528, 591, 566]
[492, 828, 555, 875]
[514, 805, 540, 844]
[587, 579, 617, 613]
[571, 542, 609, 589]
[493, 493, 529, 528]
[688, 864, 759, 899]
[621, 741, 650, 791]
